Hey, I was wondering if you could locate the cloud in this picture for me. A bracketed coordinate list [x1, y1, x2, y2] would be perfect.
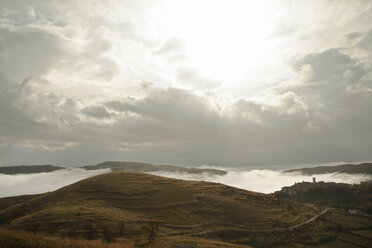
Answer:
[0, 79, 371, 166]
[154, 37, 186, 55]
[292, 48, 355, 82]
[0, 0, 371, 167]
[105, 88, 224, 145]
[230, 92, 309, 124]
[176, 67, 223, 89]
[288, 48, 372, 128]
[0, 27, 68, 83]
[357, 27, 372, 51]
[0, 168, 111, 197]
[106, 88, 217, 125]
[82, 106, 113, 119]
[153, 37, 189, 64]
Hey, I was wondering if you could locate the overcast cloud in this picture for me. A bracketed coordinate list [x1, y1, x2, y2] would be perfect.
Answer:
[0, 0, 371, 167]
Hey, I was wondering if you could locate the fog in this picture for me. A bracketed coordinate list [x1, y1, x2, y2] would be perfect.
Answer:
[0, 168, 371, 198]
[0, 168, 110, 197]
[151, 170, 372, 193]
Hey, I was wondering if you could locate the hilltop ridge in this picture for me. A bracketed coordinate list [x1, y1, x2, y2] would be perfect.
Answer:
[284, 162, 372, 175]
[275, 180, 372, 214]
[0, 165, 64, 175]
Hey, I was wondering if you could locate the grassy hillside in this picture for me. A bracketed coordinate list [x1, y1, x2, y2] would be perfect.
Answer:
[0, 194, 42, 211]
[306, 208, 372, 248]
[284, 163, 372, 175]
[274, 181, 372, 247]
[0, 172, 334, 247]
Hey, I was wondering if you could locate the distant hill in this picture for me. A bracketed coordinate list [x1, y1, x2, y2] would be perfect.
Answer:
[0, 172, 333, 247]
[0, 161, 227, 176]
[81, 161, 227, 175]
[284, 162, 372, 175]
[0, 165, 64, 175]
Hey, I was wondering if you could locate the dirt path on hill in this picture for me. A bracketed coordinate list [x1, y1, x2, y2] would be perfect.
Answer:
[278, 207, 329, 231]
[180, 207, 330, 236]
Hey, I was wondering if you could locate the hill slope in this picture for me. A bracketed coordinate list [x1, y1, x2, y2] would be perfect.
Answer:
[0, 172, 330, 247]
[284, 162, 372, 175]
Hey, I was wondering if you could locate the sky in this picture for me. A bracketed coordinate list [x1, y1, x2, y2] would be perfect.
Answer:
[0, 0, 371, 167]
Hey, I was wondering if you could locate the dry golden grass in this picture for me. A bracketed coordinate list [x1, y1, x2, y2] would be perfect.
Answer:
[0, 227, 133, 248]
[1, 172, 319, 232]
[0, 227, 252, 248]
[0, 172, 335, 247]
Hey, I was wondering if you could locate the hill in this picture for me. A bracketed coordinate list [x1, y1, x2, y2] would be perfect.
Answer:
[81, 161, 227, 175]
[0, 165, 64, 175]
[0, 172, 336, 247]
[284, 162, 372, 175]
[275, 181, 372, 214]
[274, 181, 372, 248]
[0, 161, 226, 176]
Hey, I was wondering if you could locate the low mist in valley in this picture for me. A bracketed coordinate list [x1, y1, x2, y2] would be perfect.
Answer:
[1, 166, 370, 197]
[0, 168, 110, 197]
[153, 169, 372, 193]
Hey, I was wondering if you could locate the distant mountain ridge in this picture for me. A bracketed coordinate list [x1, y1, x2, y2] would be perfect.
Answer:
[82, 161, 226, 175]
[0, 165, 64, 175]
[284, 162, 372, 175]
[0, 161, 227, 176]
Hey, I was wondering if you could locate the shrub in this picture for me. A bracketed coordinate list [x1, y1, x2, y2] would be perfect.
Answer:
[102, 226, 115, 243]
[118, 222, 126, 237]
[142, 221, 159, 244]
[84, 222, 98, 240]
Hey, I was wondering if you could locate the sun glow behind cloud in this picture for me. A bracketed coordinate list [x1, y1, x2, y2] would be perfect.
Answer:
[161, 0, 277, 82]
[1, 0, 371, 166]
